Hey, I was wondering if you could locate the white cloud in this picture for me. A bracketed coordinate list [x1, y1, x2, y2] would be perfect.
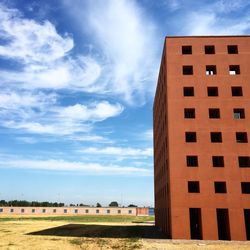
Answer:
[79, 146, 153, 158]
[0, 90, 123, 136]
[174, 0, 250, 36]
[186, 12, 250, 35]
[0, 157, 152, 176]
[0, 13, 73, 63]
[64, 0, 159, 103]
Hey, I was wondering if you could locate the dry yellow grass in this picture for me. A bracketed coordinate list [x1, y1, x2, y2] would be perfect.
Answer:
[1, 219, 250, 249]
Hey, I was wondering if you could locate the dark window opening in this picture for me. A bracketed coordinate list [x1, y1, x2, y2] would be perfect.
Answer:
[96, 209, 99, 214]
[214, 182, 227, 193]
[75, 209, 78, 213]
[241, 182, 250, 194]
[184, 108, 195, 118]
[244, 209, 250, 240]
[0, 208, 3, 213]
[118, 210, 121, 214]
[228, 45, 238, 54]
[183, 66, 193, 75]
[207, 87, 218, 96]
[239, 157, 250, 168]
[188, 181, 200, 193]
[206, 65, 217, 75]
[209, 108, 220, 119]
[232, 87, 243, 96]
[32, 209, 35, 213]
[185, 132, 197, 142]
[189, 208, 203, 240]
[53, 209, 56, 213]
[21, 209, 25, 213]
[205, 45, 215, 54]
[210, 132, 222, 143]
[216, 209, 231, 240]
[107, 210, 110, 214]
[184, 87, 194, 96]
[182, 46, 192, 54]
[42, 209, 46, 213]
[64, 209, 67, 213]
[229, 65, 240, 75]
[10, 209, 14, 213]
[129, 210, 132, 214]
[85, 209, 89, 213]
[186, 156, 198, 167]
[212, 156, 224, 167]
[234, 109, 245, 119]
[236, 132, 248, 143]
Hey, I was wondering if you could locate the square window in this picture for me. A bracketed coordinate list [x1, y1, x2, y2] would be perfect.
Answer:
[75, 209, 78, 214]
[236, 132, 248, 143]
[205, 45, 215, 54]
[21, 209, 25, 213]
[232, 87, 243, 96]
[241, 182, 250, 194]
[182, 46, 192, 54]
[210, 132, 222, 143]
[238, 156, 250, 168]
[96, 209, 99, 214]
[234, 109, 245, 119]
[118, 210, 121, 214]
[85, 209, 89, 214]
[188, 181, 200, 193]
[229, 65, 240, 75]
[42, 209, 46, 213]
[32, 209, 35, 213]
[207, 87, 218, 96]
[183, 66, 193, 75]
[0, 208, 3, 213]
[53, 209, 57, 213]
[10, 209, 14, 213]
[206, 65, 217, 75]
[184, 108, 195, 118]
[228, 45, 238, 54]
[128, 210, 132, 214]
[186, 156, 198, 167]
[64, 209, 67, 213]
[212, 156, 224, 167]
[185, 132, 197, 142]
[209, 108, 220, 119]
[214, 182, 227, 193]
[107, 210, 110, 214]
[183, 87, 194, 96]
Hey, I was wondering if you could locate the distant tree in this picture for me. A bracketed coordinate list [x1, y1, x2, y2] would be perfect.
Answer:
[109, 201, 118, 207]
[96, 203, 102, 207]
[70, 204, 75, 207]
[128, 204, 137, 207]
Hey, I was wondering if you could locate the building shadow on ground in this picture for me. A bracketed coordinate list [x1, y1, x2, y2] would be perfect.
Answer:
[28, 224, 166, 239]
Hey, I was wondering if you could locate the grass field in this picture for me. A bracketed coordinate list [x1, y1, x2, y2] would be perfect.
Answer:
[1, 215, 250, 249]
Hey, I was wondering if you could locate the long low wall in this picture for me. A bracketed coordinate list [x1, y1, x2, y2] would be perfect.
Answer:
[0, 207, 150, 216]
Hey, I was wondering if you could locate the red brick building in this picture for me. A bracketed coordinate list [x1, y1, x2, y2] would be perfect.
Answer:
[153, 36, 250, 240]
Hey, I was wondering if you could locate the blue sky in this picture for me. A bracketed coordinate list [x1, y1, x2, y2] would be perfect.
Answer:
[0, 0, 249, 207]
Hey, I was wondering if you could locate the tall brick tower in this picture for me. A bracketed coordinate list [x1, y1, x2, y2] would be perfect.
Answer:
[153, 36, 250, 240]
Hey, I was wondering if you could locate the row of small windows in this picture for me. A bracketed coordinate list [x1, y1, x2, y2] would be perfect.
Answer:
[183, 86, 243, 97]
[183, 65, 240, 75]
[0, 208, 133, 214]
[186, 156, 250, 168]
[182, 45, 238, 55]
[188, 181, 250, 194]
[185, 132, 248, 143]
[184, 108, 245, 119]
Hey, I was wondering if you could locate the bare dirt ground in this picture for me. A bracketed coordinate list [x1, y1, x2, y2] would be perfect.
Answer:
[1, 219, 250, 249]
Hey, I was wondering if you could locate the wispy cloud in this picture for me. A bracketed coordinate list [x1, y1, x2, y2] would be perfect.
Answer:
[79, 146, 153, 158]
[0, 90, 123, 136]
[0, 156, 152, 176]
[64, 0, 159, 104]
